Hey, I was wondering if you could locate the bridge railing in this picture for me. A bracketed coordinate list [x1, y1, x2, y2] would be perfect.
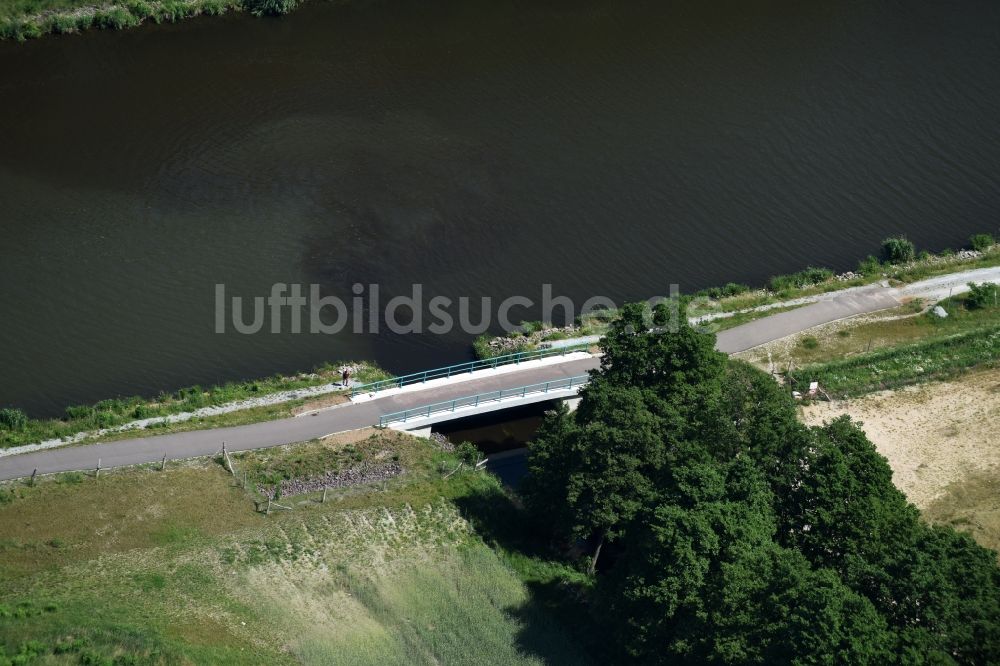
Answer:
[352, 342, 593, 398]
[377, 374, 590, 428]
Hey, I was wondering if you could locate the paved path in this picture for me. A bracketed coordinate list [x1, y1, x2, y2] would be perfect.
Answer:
[8, 266, 1000, 482]
[714, 289, 900, 353]
[0, 358, 597, 481]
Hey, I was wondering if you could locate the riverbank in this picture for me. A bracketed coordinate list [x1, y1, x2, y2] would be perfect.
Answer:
[474, 234, 999, 360]
[0, 360, 388, 453]
[1, 0, 234, 40]
[0, 0, 307, 41]
[3, 261, 997, 458]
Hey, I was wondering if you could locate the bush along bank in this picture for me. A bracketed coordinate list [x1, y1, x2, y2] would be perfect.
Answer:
[0, 360, 389, 450]
[0, 0, 299, 42]
[698, 232, 998, 312]
[473, 312, 615, 360]
[473, 233, 999, 360]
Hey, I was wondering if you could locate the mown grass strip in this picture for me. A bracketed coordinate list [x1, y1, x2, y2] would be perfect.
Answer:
[789, 325, 1000, 397]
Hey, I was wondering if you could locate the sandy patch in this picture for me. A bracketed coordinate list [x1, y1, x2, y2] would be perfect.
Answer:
[318, 427, 379, 447]
[292, 393, 349, 415]
[801, 368, 1000, 508]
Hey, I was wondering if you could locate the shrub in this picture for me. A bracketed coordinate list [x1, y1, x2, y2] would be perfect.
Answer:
[455, 441, 479, 466]
[966, 282, 998, 310]
[125, 0, 153, 17]
[48, 14, 80, 33]
[53, 637, 88, 654]
[857, 254, 882, 276]
[65, 405, 93, 420]
[0, 19, 20, 40]
[970, 233, 996, 252]
[199, 0, 231, 16]
[881, 236, 916, 264]
[158, 0, 194, 21]
[518, 321, 544, 334]
[73, 13, 94, 30]
[78, 647, 112, 665]
[769, 267, 834, 292]
[93, 7, 140, 29]
[800, 336, 820, 350]
[4, 18, 42, 40]
[0, 408, 28, 432]
[721, 282, 751, 297]
[243, 0, 297, 16]
[699, 282, 752, 299]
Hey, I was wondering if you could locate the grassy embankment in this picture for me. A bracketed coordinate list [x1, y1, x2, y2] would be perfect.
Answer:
[0, 0, 302, 41]
[474, 234, 1000, 360]
[782, 289, 1000, 397]
[0, 361, 389, 451]
[700, 233, 1000, 315]
[0, 430, 601, 664]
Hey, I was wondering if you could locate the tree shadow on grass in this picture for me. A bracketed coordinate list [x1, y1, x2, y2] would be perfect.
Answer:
[453, 483, 618, 664]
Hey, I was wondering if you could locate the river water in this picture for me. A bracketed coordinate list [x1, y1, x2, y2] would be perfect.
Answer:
[1, 0, 998, 416]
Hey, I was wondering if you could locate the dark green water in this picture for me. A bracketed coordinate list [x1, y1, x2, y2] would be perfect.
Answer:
[1, 0, 998, 416]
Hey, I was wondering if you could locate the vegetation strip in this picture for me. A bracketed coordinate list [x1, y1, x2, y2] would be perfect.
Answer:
[789, 323, 1000, 397]
[0, 0, 306, 41]
[474, 233, 998, 359]
[0, 361, 388, 451]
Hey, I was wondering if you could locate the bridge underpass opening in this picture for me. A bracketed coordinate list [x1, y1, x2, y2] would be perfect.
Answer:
[431, 400, 561, 488]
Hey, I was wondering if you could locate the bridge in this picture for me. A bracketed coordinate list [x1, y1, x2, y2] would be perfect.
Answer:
[377, 375, 589, 430]
[0, 350, 600, 481]
[0, 281, 910, 482]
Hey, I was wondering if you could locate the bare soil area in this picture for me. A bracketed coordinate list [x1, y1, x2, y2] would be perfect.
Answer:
[802, 367, 1000, 510]
[802, 368, 1000, 553]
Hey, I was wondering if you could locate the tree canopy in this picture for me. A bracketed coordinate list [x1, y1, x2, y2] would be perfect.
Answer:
[522, 301, 1000, 664]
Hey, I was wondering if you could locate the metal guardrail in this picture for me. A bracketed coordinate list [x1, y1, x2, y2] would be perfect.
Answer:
[378, 374, 590, 427]
[352, 343, 593, 397]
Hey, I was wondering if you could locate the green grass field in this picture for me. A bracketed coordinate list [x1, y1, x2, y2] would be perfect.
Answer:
[0, 432, 594, 665]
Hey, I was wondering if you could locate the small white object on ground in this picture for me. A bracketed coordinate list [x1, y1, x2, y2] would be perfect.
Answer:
[932, 305, 949, 318]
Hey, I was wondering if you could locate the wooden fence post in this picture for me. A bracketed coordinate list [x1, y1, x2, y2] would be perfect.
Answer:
[322, 487, 328, 504]
[30, 469, 37, 487]
[161, 454, 167, 471]
[222, 441, 235, 476]
[96, 459, 101, 479]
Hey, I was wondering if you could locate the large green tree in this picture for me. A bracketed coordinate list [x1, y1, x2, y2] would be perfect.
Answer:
[522, 301, 1000, 664]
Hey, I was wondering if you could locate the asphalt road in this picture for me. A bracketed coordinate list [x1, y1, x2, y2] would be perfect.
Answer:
[0, 280, 913, 481]
[0, 358, 598, 481]
[714, 289, 900, 353]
